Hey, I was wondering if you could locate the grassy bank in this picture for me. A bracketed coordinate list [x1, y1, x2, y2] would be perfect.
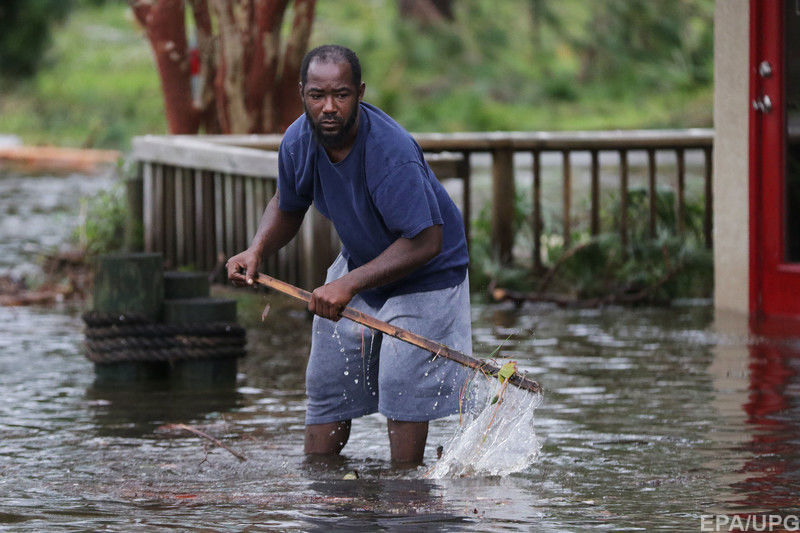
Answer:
[0, 2, 713, 151]
[0, 3, 163, 149]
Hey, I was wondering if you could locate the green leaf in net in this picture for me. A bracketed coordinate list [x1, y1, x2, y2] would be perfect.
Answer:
[497, 361, 517, 383]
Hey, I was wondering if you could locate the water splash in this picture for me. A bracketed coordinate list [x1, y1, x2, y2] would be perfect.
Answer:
[427, 372, 543, 478]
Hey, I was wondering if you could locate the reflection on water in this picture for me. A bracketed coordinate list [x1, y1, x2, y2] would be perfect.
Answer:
[4, 299, 800, 531]
[0, 171, 113, 278]
[3, 172, 800, 530]
[723, 322, 800, 514]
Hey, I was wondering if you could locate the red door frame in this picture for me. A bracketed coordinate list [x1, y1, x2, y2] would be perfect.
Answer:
[749, 0, 800, 322]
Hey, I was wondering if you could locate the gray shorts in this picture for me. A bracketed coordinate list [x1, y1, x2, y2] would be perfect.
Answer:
[305, 254, 473, 425]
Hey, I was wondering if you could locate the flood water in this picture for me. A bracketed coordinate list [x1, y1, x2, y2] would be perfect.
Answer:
[2, 171, 800, 531]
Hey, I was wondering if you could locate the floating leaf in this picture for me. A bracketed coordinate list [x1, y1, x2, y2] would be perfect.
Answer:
[497, 361, 517, 383]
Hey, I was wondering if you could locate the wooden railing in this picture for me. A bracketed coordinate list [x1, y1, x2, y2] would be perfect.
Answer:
[131, 128, 713, 287]
[131, 135, 465, 288]
[410, 129, 714, 268]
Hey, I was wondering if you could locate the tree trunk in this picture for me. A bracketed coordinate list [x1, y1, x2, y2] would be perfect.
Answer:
[188, 0, 221, 133]
[274, 0, 315, 131]
[131, 0, 199, 133]
[210, 0, 252, 133]
[251, 0, 290, 132]
[130, 0, 315, 134]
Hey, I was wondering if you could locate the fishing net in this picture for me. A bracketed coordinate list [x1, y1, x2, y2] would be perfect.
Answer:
[426, 366, 543, 479]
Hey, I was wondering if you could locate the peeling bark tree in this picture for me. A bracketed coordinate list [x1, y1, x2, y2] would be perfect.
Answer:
[130, 0, 316, 134]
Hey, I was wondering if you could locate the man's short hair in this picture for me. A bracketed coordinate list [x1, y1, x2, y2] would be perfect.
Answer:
[300, 45, 362, 88]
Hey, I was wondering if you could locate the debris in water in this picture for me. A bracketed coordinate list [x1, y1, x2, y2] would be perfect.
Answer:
[159, 423, 247, 462]
[261, 303, 271, 322]
[343, 470, 359, 480]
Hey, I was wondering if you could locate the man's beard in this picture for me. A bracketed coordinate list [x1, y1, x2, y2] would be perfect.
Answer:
[304, 105, 358, 149]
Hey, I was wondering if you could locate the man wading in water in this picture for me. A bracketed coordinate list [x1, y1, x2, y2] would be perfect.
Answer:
[227, 45, 471, 466]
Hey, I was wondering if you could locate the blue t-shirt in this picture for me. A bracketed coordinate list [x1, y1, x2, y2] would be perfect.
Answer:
[277, 102, 468, 306]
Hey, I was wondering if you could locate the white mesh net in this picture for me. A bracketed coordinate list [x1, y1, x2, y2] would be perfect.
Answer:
[426, 369, 543, 478]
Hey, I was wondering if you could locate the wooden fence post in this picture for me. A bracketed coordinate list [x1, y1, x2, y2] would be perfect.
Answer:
[459, 151, 472, 254]
[704, 147, 713, 248]
[562, 150, 572, 246]
[492, 147, 515, 264]
[590, 150, 600, 236]
[676, 147, 686, 236]
[648, 149, 657, 238]
[619, 149, 629, 249]
[125, 164, 144, 251]
[532, 150, 543, 272]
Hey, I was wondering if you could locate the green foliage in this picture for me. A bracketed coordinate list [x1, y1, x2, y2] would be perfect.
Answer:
[470, 190, 536, 294]
[316, 0, 714, 133]
[0, 0, 72, 78]
[497, 361, 517, 383]
[0, 2, 164, 149]
[546, 233, 713, 301]
[549, 187, 712, 300]
[73, 182, 128, 257]
[471, 186, 713, 302]
[1, 1, 713, 149]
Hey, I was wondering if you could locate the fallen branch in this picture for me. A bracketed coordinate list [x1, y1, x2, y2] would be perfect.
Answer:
[162, 423, 247, 462]
[491, 261, 685, 308]
[490, 284, 578, 308]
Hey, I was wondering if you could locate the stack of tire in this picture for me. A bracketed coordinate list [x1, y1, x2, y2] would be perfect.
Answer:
[83, 253, 245, 388]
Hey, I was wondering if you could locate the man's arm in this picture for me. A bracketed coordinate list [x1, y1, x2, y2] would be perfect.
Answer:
[226, 190, 305, 286]
[309, 224, 443, 320]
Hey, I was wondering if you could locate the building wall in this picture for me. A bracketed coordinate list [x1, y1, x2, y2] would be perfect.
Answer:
[713, 0, 750, 313]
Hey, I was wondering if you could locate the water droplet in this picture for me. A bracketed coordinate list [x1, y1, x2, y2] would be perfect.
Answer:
[354, 379, 359, 384]
[343, 370, 349, 376]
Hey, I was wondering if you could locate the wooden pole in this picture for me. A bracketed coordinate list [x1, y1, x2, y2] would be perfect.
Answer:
[648, 149, 657, 239]
[532, 150, 543, 273]
[676, 147, 686, 236]
[125, 165, 144, 252]
[562, 150, 571, 246]
[175, 167, 185, 265]
[619, 149, 629, 249]
[703, 146, 713, 248]
[202, 170, 216, 271]
[254, 273, 541, 394]
[164, 166, 176, 268]
[590, 149, 600, 236]
[492, 147, 515, 264]
[459, 150, 471, 255]
[153, 164, 165, 257]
